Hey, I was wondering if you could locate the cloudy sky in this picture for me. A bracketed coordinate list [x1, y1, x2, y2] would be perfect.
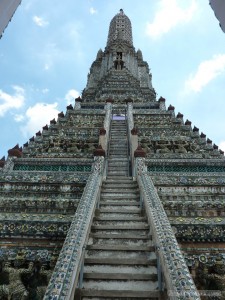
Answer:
[0, 0, 225, 158]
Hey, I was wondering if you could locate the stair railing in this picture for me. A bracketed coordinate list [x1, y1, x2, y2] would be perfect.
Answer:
[127, 103, 135, 176]
[104, 102, 112, 155]
[125, 108, 131, 177]
[135, 157, 200, 300]
[103, 102, 112, 179]
[43, 156, 105, 300]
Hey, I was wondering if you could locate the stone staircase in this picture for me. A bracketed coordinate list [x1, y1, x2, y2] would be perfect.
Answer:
[75, 119, 164, 299]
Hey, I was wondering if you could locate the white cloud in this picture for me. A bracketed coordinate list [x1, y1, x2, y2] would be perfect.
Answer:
[0, 86, 25, 116]
[33, 16, 49, 27]
[13, 114, 25, 122]
[146, 0, 197, 38]
[219, 141, 225, 153]
[90, 7, 97, 15]
[185, 54, 225, 93]
[21, 103, 59, 137]
[65, 89, 80, 105]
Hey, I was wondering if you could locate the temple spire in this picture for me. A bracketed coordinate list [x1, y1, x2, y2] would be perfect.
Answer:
[107, 9, 133, 47]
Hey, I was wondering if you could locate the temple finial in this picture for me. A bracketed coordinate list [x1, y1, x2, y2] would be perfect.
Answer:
[107, 9, 133, 47]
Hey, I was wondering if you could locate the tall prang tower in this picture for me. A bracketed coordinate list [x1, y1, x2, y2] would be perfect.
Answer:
[0, 9, 225, 300]
[82, 9, 155, 105]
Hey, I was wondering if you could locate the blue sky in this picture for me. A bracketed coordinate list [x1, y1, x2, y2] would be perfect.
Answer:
[0, 0, 225, 158]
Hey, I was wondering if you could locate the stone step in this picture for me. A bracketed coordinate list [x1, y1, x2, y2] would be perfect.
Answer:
[109, 157, 128, 161]
[107, 165, 128, 168]
[109, 155, 128, 158]
[110, 141, 127, 144]
[109, 141, 127, 143]
[109, 143, 127, 145]
[103, 180, 135, 185]
[80, 289, 161, 299]
[107, 172, 128, 176]
[109, 148, 127, 152]
[108, 157, 129, 159]
[109, 148, 127, 151]
[92, 230, 149, 236]
[107, 172, 129, 177]
[89, 237, 152, 247]
[105, 176, 134, 186]
[110, 134, 127, 136]
[92, 224, 148, 230]
[99, 204, 140, 210]
[107, 167, 128, 171]
[110, 136, 127, 138]
[110, 138, 126, 139]
[84, 257, 157, 266]
[83, 272, 157, 281]
[94, 215, 145, 221]
[99, 206, 141, 211]
[110, 140, 127, 143]
[102, 184, 138, 189]
[101, 193, 138, 198]
[108, 153, 127, 157]
[109, 150, 127, 152]
[107, 166, 128, 170]
[107, 158, 129, 162]
[101, 189, 139, 194]
[86, 244, 154, 251]
[86, 250, 155, 262]
[108, 149, 127, 152]
[110, 144, 127, 146]
[89, 233, 150, 239]
[110, 134, 126, 136]
[84, 264, 156, 274]
[82, 280, 158, 294]
[107, 162, 128, 165]
[111, 128, 126, 130]
[98, 201, 140, 206]
[107, 163, 128, 167]
[93, 220, 147, 227]
[97, 213, 144, 219]
[106, 177, 133, 182]
[102, 188, 138, 192]
[110, 142, 127, 145]
[110, 139, 126, 141]
[109, 146, 127, 148]
[111, 127, 126, 130]
[101, 194, 139, 200]
[99, 207, 141, 213]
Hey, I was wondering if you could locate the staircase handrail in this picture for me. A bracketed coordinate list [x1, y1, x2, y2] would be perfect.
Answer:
[103, 102, 112, 179]
[44, 156, 105, 300]
[127, 103, 135, 176]
[104, 102, 112, 155]
[135, 157, 200, 300]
